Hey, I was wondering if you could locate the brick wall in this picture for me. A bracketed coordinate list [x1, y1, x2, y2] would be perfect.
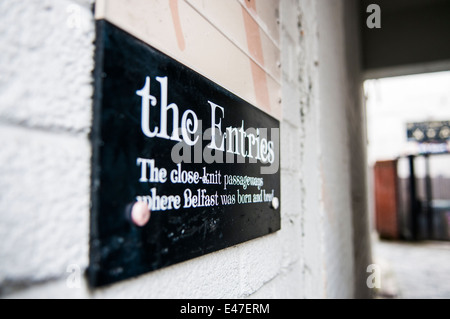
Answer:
[0, 0, 94, 297]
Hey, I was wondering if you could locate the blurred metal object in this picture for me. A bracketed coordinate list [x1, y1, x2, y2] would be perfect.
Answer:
[131, 201, 151, 227]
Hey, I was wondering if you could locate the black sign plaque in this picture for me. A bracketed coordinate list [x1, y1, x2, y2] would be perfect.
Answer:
[89, 20, 281, 287]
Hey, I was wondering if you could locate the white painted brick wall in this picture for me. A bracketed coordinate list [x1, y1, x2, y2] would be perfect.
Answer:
[0, 0, 369, 298]
[0, 0, 94, 133]
[0, 0, 94, 296]
[0, 125, 90, 283]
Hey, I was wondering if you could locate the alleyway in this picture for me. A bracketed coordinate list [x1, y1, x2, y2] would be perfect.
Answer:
[373, 239, 450, 299]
